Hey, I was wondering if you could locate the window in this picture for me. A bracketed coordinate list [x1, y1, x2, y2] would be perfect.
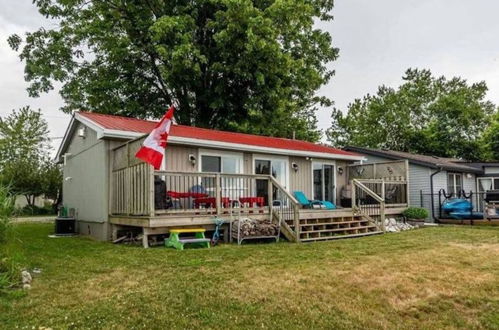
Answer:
[495, 179, 499, 190]
[447, 173, 462, 196]
[255, 160, 271, 175]
[478, 178, 493, 192]
[200, 154, 241, 174]
[199, 151, 244, 199]
[201, 156, 221, 173]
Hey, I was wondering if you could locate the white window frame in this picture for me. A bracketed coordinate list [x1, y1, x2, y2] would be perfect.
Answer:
[311, 161, 336, 203]
[251, 154, 290, 189]
[447, 172, 463, 196]
[198, 149, 244, 174]
[477, 177, 499, 192]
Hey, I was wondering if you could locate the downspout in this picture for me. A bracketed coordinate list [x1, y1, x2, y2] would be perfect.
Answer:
[430, 166, 443, 222]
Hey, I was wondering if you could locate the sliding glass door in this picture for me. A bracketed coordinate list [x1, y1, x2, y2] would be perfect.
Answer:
[313, 163, 335, 203]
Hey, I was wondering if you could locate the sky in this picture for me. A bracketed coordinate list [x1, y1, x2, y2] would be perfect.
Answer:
[1, 0, 499, 151]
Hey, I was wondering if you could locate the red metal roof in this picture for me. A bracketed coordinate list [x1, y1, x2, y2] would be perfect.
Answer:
[77, 111, 358, 157]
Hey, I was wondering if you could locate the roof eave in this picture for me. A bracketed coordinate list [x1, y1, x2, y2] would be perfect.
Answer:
[101, 130, 365, 161]
[54, 115, 76, 163]
[344, 146, 482, 174]
[67, 114, 365, 161]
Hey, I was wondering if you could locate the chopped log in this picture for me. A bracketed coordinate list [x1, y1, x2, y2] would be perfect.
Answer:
[232, 218, 279, 239]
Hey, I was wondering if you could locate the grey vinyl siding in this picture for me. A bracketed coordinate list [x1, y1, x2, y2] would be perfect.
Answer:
[66, 122, 98, 155]
[463, 174, 476, 193]
[164, 145, 198, 172]
[289, 156, 312, 196]
[63, 130, 110, 240]
[243, 153, 252, 174]
[335, 160, 349, 205]
[408, 164, 431, 207]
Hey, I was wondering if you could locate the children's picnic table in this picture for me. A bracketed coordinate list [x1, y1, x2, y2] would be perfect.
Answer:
[165, 228, 210, 250]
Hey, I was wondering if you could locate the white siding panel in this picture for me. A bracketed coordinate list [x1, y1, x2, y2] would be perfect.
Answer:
[408, 164, 431, 207]
[463, 174, 476, 193]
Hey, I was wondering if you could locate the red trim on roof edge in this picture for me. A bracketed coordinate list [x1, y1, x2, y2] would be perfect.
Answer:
[77, 111, 359, 157]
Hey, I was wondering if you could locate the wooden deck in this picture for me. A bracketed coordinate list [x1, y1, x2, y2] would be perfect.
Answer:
[110, 206, 407, 228]
[110, 205, 408, 247]
[108, 150, 410, 247]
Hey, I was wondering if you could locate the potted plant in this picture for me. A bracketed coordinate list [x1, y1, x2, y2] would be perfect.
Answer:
[402, 207, 429, 225]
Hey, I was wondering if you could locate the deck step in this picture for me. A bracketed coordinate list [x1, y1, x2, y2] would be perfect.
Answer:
[299, 225, 376, 234]
[299, 220, 368, 227]
[300, 231, 383, 242]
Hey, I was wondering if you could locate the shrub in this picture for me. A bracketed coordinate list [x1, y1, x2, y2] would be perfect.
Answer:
[0, 185, 18, 292]
[0, 186, 15, 243]
[16, 204, 55, 216]
[403, 207, 429, 220]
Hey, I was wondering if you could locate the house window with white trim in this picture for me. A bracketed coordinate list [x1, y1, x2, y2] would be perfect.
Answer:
[199, 151, 243, 199]
[447, 173, 462, 196]
[200, 154, 242, 174]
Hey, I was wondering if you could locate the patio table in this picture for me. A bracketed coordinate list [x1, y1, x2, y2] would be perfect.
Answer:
[193, 197, 231, 208]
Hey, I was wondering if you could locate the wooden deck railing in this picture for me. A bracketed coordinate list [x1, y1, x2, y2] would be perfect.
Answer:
[355, 179, 408, 207]
[352, 179, 386, 232]
[154, 170, 272, 214]
[110, 166, 293, 217]
[111, 162, 154, 216]
[269, 176, 300, 242]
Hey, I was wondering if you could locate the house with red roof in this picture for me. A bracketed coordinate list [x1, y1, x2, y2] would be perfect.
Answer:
[56, 112, 409, 246]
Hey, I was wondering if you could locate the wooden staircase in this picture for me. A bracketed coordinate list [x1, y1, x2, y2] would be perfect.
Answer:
[285, 214, 383, 242]
[269, 177, 387, 243]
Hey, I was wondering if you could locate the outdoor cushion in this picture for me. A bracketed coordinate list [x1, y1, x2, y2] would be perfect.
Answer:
[293, 191, 336, 210]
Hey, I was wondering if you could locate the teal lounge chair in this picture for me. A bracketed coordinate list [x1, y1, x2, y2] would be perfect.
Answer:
[293, 191, 336, 210]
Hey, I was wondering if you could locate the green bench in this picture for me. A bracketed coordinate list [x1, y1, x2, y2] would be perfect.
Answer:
[165, 228, 210, 250]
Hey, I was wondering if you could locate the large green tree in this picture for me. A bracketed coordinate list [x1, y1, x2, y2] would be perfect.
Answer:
[0, 107, 62, 206]
[8, 0, 339, 141]
[328, 69, 497, 160]
[480, 112, 499, 161]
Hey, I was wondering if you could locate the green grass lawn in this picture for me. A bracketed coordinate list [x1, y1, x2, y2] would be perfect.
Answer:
[1, 223, 499, 329]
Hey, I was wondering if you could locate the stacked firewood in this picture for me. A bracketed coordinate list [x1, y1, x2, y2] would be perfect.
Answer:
[232, 217, 279, 238]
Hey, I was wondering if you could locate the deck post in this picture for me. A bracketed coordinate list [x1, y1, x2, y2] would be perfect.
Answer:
[215, 173, 221, 215]
[404, 159, 410, 205]
[267, 177, 273, 222]
[142, 227, 149, 248]
[148, 165, 155, 217]
[351, 181, 356, 209]
[293, 204, 300, 242]
[380, 179, 386, 232]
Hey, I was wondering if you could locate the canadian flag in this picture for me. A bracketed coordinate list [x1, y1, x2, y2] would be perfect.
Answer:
[135, 105, 175, 170]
